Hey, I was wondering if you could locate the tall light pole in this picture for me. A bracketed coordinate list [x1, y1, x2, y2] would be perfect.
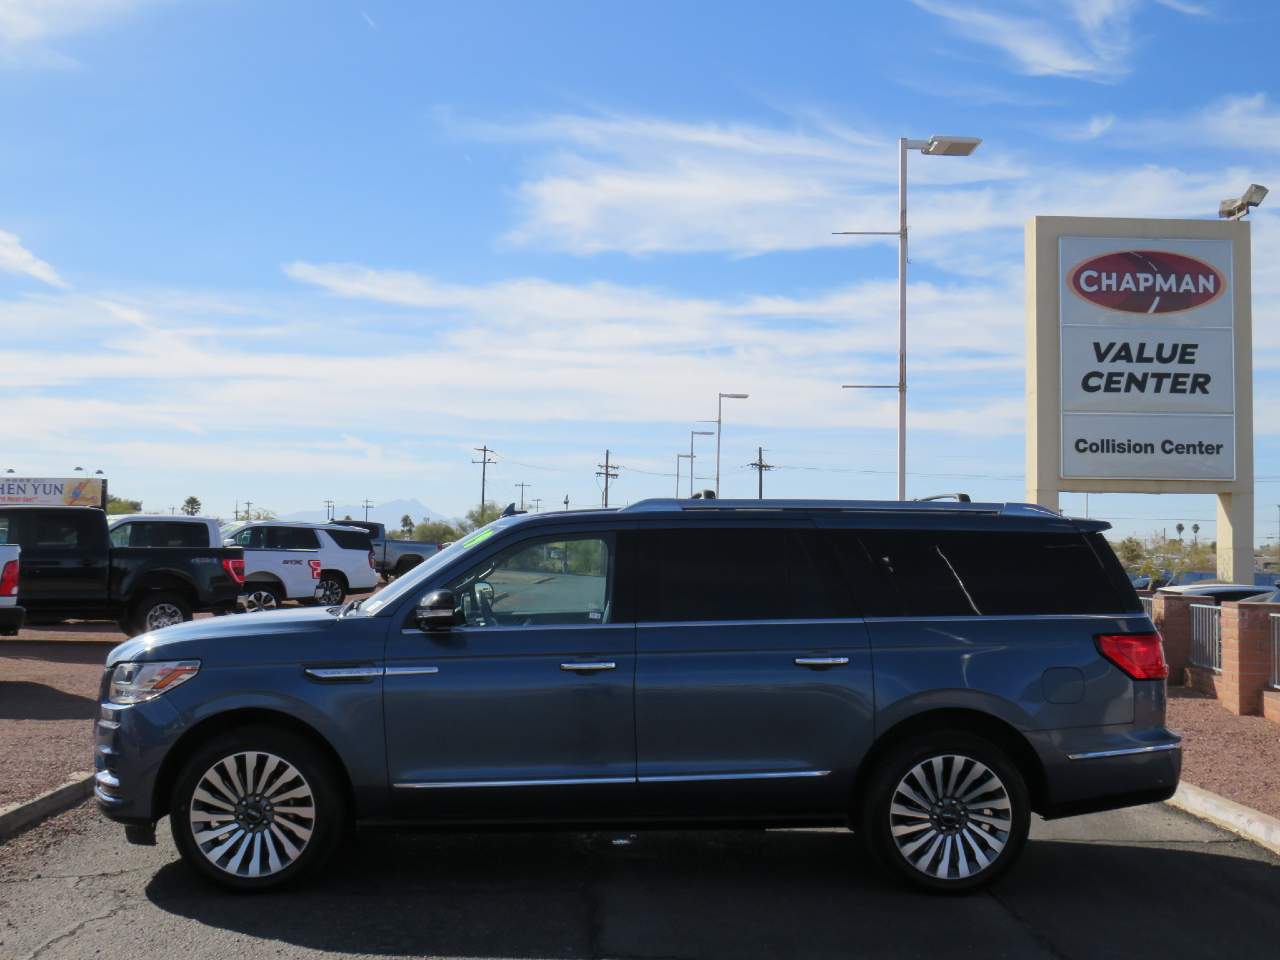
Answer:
[837, 134, 981, 501]
[676, 453, 692, 497]
[715, 393, 748, 497]
[690, 430, 714, 497]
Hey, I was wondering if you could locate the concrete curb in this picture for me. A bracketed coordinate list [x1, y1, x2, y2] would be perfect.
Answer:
[0, 773, 94, 841]
[1167, 781, 1280, 858]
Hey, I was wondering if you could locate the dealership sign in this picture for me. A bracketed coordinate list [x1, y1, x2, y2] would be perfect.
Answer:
[1059, 236, 1235, 481]
[0, 477, 107, 507]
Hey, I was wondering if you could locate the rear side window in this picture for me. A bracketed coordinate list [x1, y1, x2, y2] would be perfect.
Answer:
[232, 526, 266, 548]
[633, 527, 845, 622]
[846, 529, 1139, 617]
[267, 527, 319, 550]
[0, 515, 13, 544]
[327, 529, 373, 551]
[31, 512, 98, 549]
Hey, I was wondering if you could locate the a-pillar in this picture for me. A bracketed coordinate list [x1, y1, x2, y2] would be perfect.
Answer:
[1151, 593, 1196, 686]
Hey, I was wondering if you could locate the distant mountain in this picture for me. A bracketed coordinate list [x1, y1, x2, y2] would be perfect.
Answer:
[282, 498, 454, 528]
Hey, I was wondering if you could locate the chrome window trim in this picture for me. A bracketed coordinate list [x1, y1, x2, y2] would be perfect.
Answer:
[861, 612, 1147, 623]
[398, 622, 635, 635]
[1066, 741, 1182, 761]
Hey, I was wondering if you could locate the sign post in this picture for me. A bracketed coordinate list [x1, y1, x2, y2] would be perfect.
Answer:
[1026, 216, 1253, 581]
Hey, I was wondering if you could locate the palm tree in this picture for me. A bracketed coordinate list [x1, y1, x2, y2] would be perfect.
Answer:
[400, 514, 414, 538]
[182, 496, 202, 516]
[1176, 523, 1185, 541]
[1192, 523, 1200, 545]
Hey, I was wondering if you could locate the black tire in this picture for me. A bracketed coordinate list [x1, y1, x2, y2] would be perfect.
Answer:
[170, 724, 346, 891]
[242, 582, 283, 613]
[306, 573, 347, 607]
[392, 557, 421, 579]
[860, 732, 1030, 893]
[127, 591, 193, 637]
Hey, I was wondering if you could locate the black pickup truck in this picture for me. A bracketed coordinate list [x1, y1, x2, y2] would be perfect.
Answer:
[0, 506, 244, 636]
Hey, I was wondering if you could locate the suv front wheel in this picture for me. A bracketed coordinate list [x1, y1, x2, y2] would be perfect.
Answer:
[170, 726, 346, 890]
[860, 732, 1030, 893]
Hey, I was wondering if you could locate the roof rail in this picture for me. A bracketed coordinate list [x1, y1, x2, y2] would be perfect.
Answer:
[620, 497, 1067, 518]
[916, 493, 971, 503]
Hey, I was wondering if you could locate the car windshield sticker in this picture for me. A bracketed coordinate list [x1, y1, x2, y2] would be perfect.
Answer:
[461, 528, 496, 549]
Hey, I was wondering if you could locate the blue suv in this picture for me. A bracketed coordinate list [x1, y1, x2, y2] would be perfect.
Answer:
[95, 498, 1180, 893]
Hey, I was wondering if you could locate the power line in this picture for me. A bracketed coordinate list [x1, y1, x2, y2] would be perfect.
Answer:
[747, 447, 774, 499]
[596, 450, 619, 508]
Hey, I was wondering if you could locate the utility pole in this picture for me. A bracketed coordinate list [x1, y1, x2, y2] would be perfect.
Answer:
[676, 453, 693, 498]
[362, 499, 374, 521]
[747, 447, 773, 499]
[674, 454, 682, 497]
[323, 499, 334, 521]
[596, 450, 618, 507]
[234, 501, 240, 521]
[563, 494, 570, 511]
[529, 497, 542, 513]
[244, 500, 252, 520]
[514, 482, 531, 511]
[473, 446, 496, 520]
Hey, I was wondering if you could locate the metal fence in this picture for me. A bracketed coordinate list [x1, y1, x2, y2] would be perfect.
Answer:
[1189, 603, 1222, 671]
[1140, 596, 1153, 618]
[1271, 614, 1280, 690]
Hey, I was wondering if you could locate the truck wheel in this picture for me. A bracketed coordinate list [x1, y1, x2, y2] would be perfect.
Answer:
[859, 732, 1030, 893]
[170, 725, 346, 891]
[243, 584, 283, 613]
[128, 592, 193, 637]
[309, 575, 346, 607]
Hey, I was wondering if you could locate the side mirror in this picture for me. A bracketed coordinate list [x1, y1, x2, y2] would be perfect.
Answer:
[416, 589, 457, 631]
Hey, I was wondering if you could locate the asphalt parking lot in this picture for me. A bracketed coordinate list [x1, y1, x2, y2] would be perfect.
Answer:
[2, 802, 1278, 960]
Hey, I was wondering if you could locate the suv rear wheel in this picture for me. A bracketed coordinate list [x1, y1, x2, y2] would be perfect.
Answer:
[860, 732, 1030, 893]
[170, 725, 345, 890]
[242, 583, 282, 613]
[310, 573, 346, 607]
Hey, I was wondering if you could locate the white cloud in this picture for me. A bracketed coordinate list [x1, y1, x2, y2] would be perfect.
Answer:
[0, 229, 67, 287]
[0, 0, 158, 68]
[1097, 93, 1280, 153]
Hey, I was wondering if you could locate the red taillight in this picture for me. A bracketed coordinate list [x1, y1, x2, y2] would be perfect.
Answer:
[368, 549, 376, 570]
[0, 560, 18, 597]
[221, 558, 245, 586]
[309, 559, 322, 579]
[1097, 632, 1169, 680]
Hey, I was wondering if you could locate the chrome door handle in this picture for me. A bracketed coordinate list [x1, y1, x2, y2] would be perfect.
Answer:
[794, 657, 849, 668]
[560, 661, 616, 672]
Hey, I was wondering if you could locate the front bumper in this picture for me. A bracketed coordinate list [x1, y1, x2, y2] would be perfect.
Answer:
[0, 604, 24, 635]
[94, 694, 184, 826]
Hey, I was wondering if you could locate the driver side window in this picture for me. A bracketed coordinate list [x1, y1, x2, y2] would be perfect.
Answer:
[447, 535, 611, 628]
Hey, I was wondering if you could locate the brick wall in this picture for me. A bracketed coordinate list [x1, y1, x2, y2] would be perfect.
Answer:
[1151, 593, 1196, 685]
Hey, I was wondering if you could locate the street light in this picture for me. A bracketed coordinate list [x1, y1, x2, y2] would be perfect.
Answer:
[836, 133, 982, 501]
[715, 393, 749, 497]
[1219, 183, 1268, 220]
[690, 430, 715, 498]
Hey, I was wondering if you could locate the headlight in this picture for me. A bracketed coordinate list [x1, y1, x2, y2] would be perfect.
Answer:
[108, 660, 201, 705]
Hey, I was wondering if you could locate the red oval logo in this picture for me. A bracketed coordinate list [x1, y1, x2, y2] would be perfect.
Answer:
[1068, 250, 1225, 314]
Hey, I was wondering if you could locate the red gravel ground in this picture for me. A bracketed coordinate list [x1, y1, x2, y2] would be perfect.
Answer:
[1167, 686, 1280, 820]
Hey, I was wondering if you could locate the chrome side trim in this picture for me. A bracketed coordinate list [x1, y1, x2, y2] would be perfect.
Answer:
[1067, 741, 1182, 761]
[559, 661, 616, 672]
[638, 770, 831, 784]
[384, 665, 440, 676]
[794, 657, 850, 667]
[394, 776, 634, 790]
[304, 665, 381, 681]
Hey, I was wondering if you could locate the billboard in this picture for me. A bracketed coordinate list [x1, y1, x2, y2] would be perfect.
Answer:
[1059, 237, 1235, 481]
[0, 477, 107, 507]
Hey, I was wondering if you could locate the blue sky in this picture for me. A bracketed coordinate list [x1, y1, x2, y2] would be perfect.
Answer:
[3, 0, 1280, 543]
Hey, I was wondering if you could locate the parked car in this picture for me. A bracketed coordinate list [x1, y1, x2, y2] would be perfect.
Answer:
[327, 519, 440, 580]
[220, 521, 378, 610]
[0, 543, 22, 635]
[1155, 583, 1273, 603]
[96, 497, 1177, 893]
[0, 506, 243, 635]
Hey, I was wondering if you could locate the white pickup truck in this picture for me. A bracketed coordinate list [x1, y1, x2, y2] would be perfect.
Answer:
[219, 520, 379, 610]
[0, 543, 21, 635]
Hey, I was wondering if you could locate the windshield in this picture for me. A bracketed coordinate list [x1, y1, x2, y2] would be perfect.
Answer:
[361, 517, 520, 615]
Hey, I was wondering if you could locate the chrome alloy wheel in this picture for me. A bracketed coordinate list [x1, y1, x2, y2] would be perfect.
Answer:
[144, 602, 185, 631]
[244, 588, 279, 613]
[188, 752, 316, 879]
[317, 578, 344, 605]
[888, 754, 1012, 882]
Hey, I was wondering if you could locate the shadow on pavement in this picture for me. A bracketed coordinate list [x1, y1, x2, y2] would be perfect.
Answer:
[0, 681, 99, 720]
[144, 827, 1280, 959]
[0, 640, 114, 665]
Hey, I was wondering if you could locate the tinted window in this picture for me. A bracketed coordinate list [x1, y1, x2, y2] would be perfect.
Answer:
[32, 512, 98, 549]
[447, 534, 611, 626]
[328, 528, 373, 551]
[267, 527, 319, 550]
[117, 521, 207, 548]
[0, 515, 15, 545]
[232, 526, 266, 548]
[634, 527, 842, 622]
[846, 529, 1139, 617]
